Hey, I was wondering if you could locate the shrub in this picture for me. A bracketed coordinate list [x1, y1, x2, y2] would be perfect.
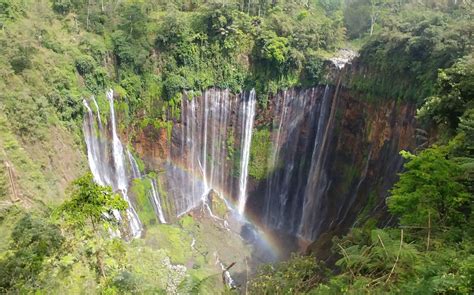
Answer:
[75, 55, 96, 76]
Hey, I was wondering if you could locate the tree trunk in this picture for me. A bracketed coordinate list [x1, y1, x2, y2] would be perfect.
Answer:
[370, 15, 376, 36]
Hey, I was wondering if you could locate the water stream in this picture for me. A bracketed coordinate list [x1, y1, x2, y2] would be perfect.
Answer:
[83, 90, 143, 238]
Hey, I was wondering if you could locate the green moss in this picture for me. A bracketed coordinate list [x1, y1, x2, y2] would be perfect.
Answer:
[226, 128, 235, 161]
[211, 196, 229, 219]
[179, 215, 196, 230]
[249, 128, 272, 180]
[130, 178, 157, 227]
[145, 224, 192, 265]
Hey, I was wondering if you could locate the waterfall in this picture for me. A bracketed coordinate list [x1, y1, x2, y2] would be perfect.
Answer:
[83, 99, 105, 185]
[83, 99, 113, 186]
[168, 89, 256, 216]
[107, 90, 143, 238]
[260, 86, 336, 239]
[174, 89, 235, 215]
[83, 90, 143, 239]
[150, 179, 167, 224]
[298, 86, 334, 240]
[237, 89, 256, 215]
[127, 150, 141, 180]
[81, 81, 406, 245]
[215, 254, 237, 289]
[202, 91, 209, 189]
[91, 96, 102, 126]
[108, 90, 127, 191]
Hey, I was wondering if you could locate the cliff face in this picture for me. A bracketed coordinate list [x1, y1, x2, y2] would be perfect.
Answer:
[131, 81, 416, 245]
[245, 85, 416, 243]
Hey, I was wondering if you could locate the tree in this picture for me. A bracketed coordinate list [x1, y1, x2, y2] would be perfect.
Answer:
[59, 173, 127, 278]
[52, 0, 73, 15]
[61, 173, 127, 228]
[388, 147, 470, 230]
[369, 0, 388, 35]
[344, 0, 371, 39]
[248, 254, 328, 293]
[0, 214, 64, 291]
[418, 56, 474, 132]
[257, 31, 289, 70]
[0, 0, 25, 22]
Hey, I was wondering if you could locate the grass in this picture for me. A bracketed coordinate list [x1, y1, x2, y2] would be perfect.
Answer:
[144, 224, 193, 265]
[0, 113, 50, 203]
[0, 2, 88, 205]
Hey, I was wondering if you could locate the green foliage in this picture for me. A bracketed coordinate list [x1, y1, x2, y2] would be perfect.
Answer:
[59, 173, 128, 228]
[312, 227, 474, 294]
[75, 54, 96, 75]
[249, 254, 329, 294]
[418, 55, 474, 132]
[146, 224, 192, 265]
[0, 0, 25, 23]
[0, 113, 53, 201]
[388, 147, 470, 229]
[178, 273, 222, 294]
[0, 214, 63, 292]
[51, 0, 73, 15]
[3, 91, 49, 139]
[303, 53, 325, 84]
[119, 245, 170, 293]
[352, 6, 473, 102]
[344, 0, 372, 39]
[257, 31, 290, 68]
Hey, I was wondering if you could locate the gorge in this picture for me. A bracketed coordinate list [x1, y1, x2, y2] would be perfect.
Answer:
[1, 1, 471, 293]
[83, 61, 416, 264]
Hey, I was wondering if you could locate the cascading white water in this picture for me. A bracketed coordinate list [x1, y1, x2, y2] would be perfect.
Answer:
[83, 97, 123, 223]
[83, 99, 104, 184]
[261, 87, 335, 238]
[215, 253, 237, 289]
[237, 89, 256, 215]
[169, 89, 255, 216]
[83, 80, 398, 246]
[127, 150, 167, 224]
[106, 90, 143, 238]
[150, 179, 167, 224]
[127, 150, 141, 180]
[170, 89, 228, 216]
[298, 86, 333, 239]
[107, 90, 128, 191]
[202, 91, 209, 189]
[83, 98, 114, 187]
[92, 96, 102, 126]
[83, 90, 142, 238]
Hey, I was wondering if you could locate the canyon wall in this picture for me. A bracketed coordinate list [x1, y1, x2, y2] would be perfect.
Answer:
[131, 73, 417, 244]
